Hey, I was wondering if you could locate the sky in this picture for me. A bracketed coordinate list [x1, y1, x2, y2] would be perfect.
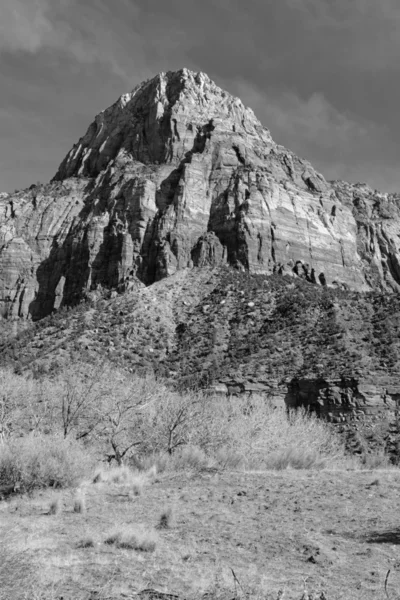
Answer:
[1, 0, 400, 193]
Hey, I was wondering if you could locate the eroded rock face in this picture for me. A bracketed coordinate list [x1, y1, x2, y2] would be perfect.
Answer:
[0, 181, 87, 319]
[332, 180, 400, 292]
[286, 378, 399, 422]
[1, 68, 399, 319]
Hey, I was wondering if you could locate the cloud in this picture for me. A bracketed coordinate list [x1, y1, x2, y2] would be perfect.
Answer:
[283, 0, 400, 70]
[228, 79, 400, 192]
[231, 80, 373, 149]
[285, 0, 400, 26]
[0, 0, 140, 82]
[0, 0, 53, 53]
[2, 0, 400, 194]
[260, 91, 368, 151]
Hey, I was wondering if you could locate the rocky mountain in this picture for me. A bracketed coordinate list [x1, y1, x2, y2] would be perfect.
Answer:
[3, 68, 400, 322]
[3, 68, 400, 458]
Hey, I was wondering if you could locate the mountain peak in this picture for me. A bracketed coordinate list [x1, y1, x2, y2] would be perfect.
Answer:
[4, 69, 400, 324]
[54, 69, 269, 181]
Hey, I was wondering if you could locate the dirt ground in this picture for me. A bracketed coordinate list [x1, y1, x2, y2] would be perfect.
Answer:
[2, 469, 400, 600]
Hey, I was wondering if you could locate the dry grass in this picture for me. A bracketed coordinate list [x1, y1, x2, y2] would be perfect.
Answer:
[214, 399, 348, 471]
[73, 490, 86, 514]
[157, 507, 172, 529]
[93, 465, 147, 493]
[0, 433, 94, 494]
[48, 496, 61, 515]
[169, 445, 211, 472]
[2, 469, 400, 598]
[133, 453, 169, 474]
[0, 535, 39, 600]
[0, 365, 362, 475]
[92, 471, 103, 484]
[77, 536, 95, 548]
[104, 526, 157, 551]
[263, 446, 328, 470]
[146, 464, 158, 479]
[361, 452, 391, 469]
[128, 482, 142, 498]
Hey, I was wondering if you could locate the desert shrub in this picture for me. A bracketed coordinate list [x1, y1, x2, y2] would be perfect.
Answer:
[153, 394, 347, 471]
[169, 445, 211, 471]
[135, 387, 242, 461]
[213, 446, 243, 470]
[94, 380, 347, 471]
[92, 465, 147, 494]
[218, 398, 346, 470]
[0, 368, 45, 438]
[129, 451, 169, 473]
[0, 366, 348, 473]
[0, 433, 93, 493]
[262, 446, 326, 470]
[106, 465, 134, 484]
[361, 452, 391, 469]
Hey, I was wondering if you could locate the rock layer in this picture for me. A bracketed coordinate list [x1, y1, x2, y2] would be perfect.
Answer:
[1, 69, 400, 319]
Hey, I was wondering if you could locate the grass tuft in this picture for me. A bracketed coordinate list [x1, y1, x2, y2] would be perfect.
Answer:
[263, 446, 327, 471]
[104, 526, 157, 551]
[92, 471, 103, 484]
[73, 490, 86, 514]
[94, 465, 147, 497]
[146, 464, 158, 480]
[104, 531, 121, 545]
[128, 482, 142, 498]
[48, 496, 61, 515]
[157, 507, 172, 529]
[108, 465, 132, 484]
[77, 536, 95, 548]
[170, 446, 210, 472]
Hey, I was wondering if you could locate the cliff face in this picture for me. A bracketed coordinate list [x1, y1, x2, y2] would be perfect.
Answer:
[332, 180, 400, 292]
[1, 68, 400, 320]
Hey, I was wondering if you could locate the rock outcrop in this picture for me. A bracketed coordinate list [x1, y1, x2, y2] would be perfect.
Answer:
[1, 68, 400, 320]
[332, 180, 400, 292]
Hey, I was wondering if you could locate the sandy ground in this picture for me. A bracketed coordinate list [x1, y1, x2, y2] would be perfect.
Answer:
[2, 469, 400, 600]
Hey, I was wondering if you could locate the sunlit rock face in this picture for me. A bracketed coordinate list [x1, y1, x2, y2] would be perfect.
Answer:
[1, 68, 397, 319]
[332, 180, 400, 292]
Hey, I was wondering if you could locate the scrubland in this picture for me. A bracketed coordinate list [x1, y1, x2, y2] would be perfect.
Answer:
[1, 365, 399, 599]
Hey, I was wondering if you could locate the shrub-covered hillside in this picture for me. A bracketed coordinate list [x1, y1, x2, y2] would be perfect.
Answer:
[2, 267, 400, 396]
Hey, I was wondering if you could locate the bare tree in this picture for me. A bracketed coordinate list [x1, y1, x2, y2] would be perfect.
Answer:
[103, 399, 148, 465]
[60, 371, 109, 439]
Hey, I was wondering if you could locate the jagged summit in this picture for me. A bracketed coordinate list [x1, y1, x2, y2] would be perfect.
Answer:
[2, 69, 400, 321]
[54, 68, 273, 181]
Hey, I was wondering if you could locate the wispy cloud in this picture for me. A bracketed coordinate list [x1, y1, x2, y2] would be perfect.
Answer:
[229, 79, 399, 191]
[284, 0, 400, 70]
[0, 0, 141, 82]
[0, 0, 53, 53]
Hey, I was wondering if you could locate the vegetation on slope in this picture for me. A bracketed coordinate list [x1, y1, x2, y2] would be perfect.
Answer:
[2, 267, 400, 388]
[0, 364, 348, 487]
[2, 266, 400, 461]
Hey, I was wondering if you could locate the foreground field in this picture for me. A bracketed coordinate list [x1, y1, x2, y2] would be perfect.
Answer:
[2, 469, 400, 600]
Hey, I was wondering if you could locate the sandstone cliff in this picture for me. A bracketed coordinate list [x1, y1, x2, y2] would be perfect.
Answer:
[4, 68, 397, 321]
